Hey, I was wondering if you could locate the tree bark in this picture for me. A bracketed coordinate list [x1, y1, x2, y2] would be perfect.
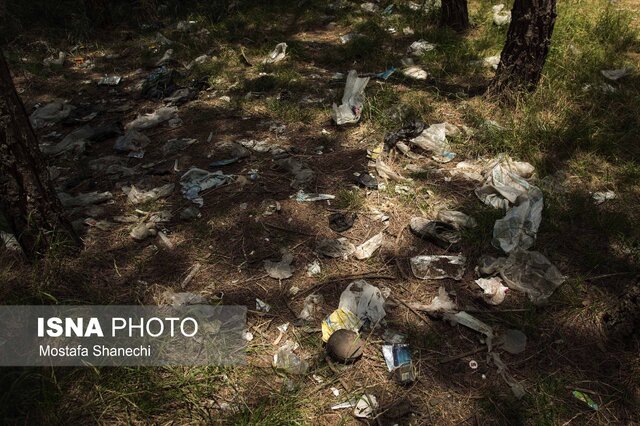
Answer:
[0, 50, 81, 258]
[488, 0, 557, 94]
[440, 0, 469, 32]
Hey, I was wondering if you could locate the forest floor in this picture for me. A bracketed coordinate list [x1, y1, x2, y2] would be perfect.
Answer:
[2, 0, 640, 424]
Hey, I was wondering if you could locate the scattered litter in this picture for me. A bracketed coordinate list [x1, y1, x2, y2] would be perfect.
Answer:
[141, 67, 178, 100]
[492, 4, 511, 26]
[407, 40, 436, 56]
[339, 33, 363, 44]
[339, 280, 386, 326]
[298, 294, 324, 320]
[592, 190, 616, 205]
[410, 255, 466, 280]
[353, 394, 378, 418]
[256, 298, 271, 312]
[43, 51, 66, 66]
[489, 352, 525, 398]
[114, 130, 149, 153]
[475, 277, 508, 305]
[157, 231, 174, 250]
[164, 88, 195, 105]
[239, 138, 285, 154]
[180, 168, 235, 206]
[126, 106, 178, 130]
[402, 65, 428, 80]
[330, 387, 340, 396]
[180, 262, 202, 288]
[375, 67, 396, 80]
[501, 329, 527, 354]
[316, 238, 355, 259]
[410, 218, 460, 248]
[165, 291, 207, 306]
[479, 250, 565, 304]
[162, 137, 197, 156]
[329, 212, 356, 232]
[601, 68, 630, 81]
[264, 252, 294, 279]
[445, 311, 495, 349]
[360, 2, 379, 12]
[437, 210, 477, 229]
[410, 123, 456, 162]
[98, 75, 122, 86]
[322, 308, 361, 342]
[572, 390, 599, 410]
[483, 55, 501, 70]
[375, 158, 409, 182]
[415, 286, 457, 313]
[243, 330, 254, 341]
[180, 206, 201, 221]
[469, 360, 479, 369]
[130, 222, 156, 240]
[382, 344, 416, 383]
[276, 158, 314, 189]
[306, 260, 322, 277]
[30, 101, 74, 129]
[293, 191, 335, 202]
[326, 329, 363, 363]
[332, 70, 370, 125]
[356, 172, 379, 189]
[354, 232, 384, 260]
[264, 42, 288, 64]
[273, 340, 309, 374]
[156, 49, 174, 66]
[59, 191, 113, 208]
[124, 183, 174, 204]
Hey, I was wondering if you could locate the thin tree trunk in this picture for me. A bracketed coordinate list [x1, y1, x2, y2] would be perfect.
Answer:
[440, 0, 469, 32]
[0, 50, 81, 258]
[488, 0, 557, 94]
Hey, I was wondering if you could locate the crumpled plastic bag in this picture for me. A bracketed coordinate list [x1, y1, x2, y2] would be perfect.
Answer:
[30, 101, 74, 129]
[492, 4, 511, 26]
[475, 277, 509, 305]
[354, 232, 384, 259]
[339, 280, 386, 327]
[264, 252, 294, 279]
[124, 183, 175, 205]
[332, 70, 370, 125]
[479, 250, 565, 304]
[410, 255, 466, 280]
[180, 168, 235, 206]
[264, 42, 288, 64]
[276, 157, 314, 189]
[410, 123, 456, 162]
[126, 106, 178, 130]
[114, 130, 150, 153]
[492, 186, 543, 253]
[322, 308, 361, 342]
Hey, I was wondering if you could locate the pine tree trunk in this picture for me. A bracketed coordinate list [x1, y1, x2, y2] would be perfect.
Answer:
[488, 0, 557, 93]
[440, 0, 469, 32]
[0, 50, 81, 258]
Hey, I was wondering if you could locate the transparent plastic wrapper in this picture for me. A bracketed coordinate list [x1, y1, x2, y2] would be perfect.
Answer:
[411, 286, 456, 312]
[332, 70, 370, 125]
[124, 184, 175, 205]
[273, 340, 309, 375]
[601, 68, 630, 81]
[264, 253, 294, 279]
[114, 130, 150, 153]
[316, 238, 355, 259]
[444, 311, 495, 350]
[263, 42, 288, 64]
[489, 352, 525, 398]
[375, 158, 409, 182]
[407, 39, 436, 56]
[410, 123, 456, 163]
[410, 255, 466, 280]
[500, 329, 527, 354]
[479, 250, 565, 304]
